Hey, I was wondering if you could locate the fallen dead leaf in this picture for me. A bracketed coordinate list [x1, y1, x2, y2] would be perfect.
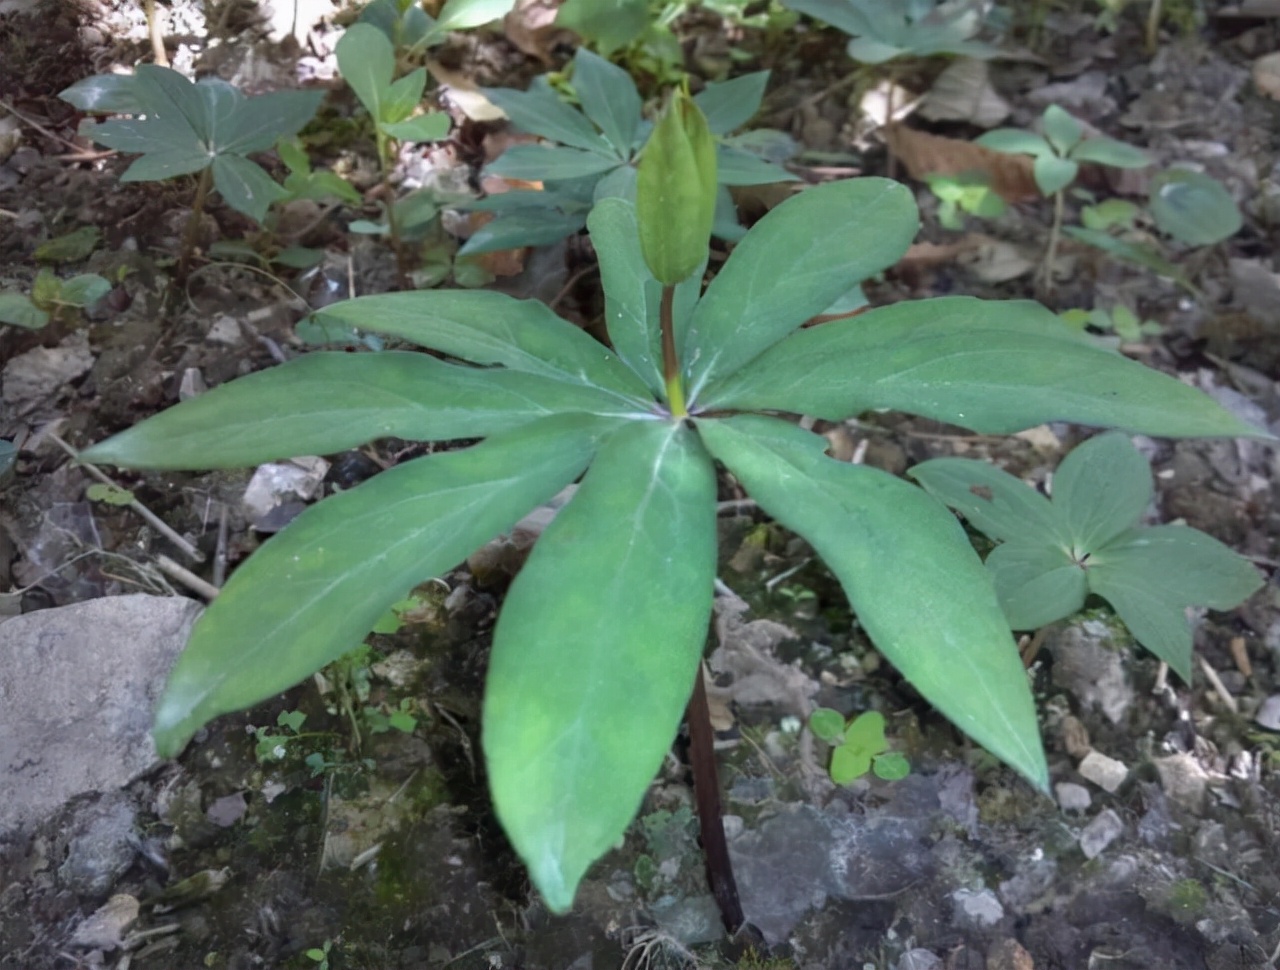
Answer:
[899, 234, 1036, 283]
[918, 58, 1011, 128]
[428, 61, 507, 122]
[504, 0, 570, 65]
[885, 124, 1040, 203]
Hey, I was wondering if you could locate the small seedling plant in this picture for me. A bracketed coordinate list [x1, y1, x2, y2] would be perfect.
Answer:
[924, 171, 1006, 230]
[0, 270, 110, 330]
[59, 66, 323, 276]
[781, 0, 998, 63]
[809, 708, 909, 784]
[977, 104, 1150, 291]
[333, 21, 457, 283]
[466, 49, 794, 254]
[910, 433, 1263, 681]
[1060, 303, 1161, 344]
[80, 92, 1264, 914]
[357, 0, 516, 53]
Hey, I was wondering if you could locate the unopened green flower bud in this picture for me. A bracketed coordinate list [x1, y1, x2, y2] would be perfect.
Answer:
[636, 88, 717, 286]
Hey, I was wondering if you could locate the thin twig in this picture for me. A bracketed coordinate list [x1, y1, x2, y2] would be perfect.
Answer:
[52, 434, 204, 562]
[1197, 654, 1238, 714]
[155, 554, 219, 600]
[547, 263, 599, 312]
[0, 97, 83, 153]
[213, 505, 230, 588]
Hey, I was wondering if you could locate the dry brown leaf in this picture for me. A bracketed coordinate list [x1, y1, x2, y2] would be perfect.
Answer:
[504, 0, 571, 65]
[428, 61, 507, 122]
[898, 234, 1036, 283]
[884, 124, 1040, 203]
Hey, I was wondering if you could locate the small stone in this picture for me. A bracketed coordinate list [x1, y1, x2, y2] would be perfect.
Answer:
[59, 793, 138, 897]
[205, 314, 242, 344]
[242, 456, 329, 519]
[69, 893, 139, 950]
[952, 887, 1005, 928]
[1078, 750, 1128, 793]
[1154, 752, 1209, 814]
[1254, 694, 1280, 731]
[1060, 714, 1092, 759]
[1055, 782, 1091, 813]
[897, 948, 943, 970]
[987, 938, 1035, 970]
[1079, 808, 1124, 859]
[1048, 620, 1134, 724]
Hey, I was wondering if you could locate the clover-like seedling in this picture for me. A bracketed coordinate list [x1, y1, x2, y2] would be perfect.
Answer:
[810, 708, 910, 784]
[59, 66, 323, 226]
[977, 104, 1150, 291]
[79, 102, 1264, 915]
[0, 269, 111, 330]
[464, 48, 796, 254]
[910, 433, 1263, 682]
[925, 171, 1006, 230]
[1060, 303, 1161, 344]
[782, 0, 998, 63]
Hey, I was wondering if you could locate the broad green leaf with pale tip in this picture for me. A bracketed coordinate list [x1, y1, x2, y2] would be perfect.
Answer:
[1148, 169, 1243, 246]
[153, 414, 608, 758]
[485, 419, 717, 912]
[57, 275, 111, 307]
[683, 178, 917, 400]
[313, 290, 653, 400]
[697, 414, 1049, 792]
[702, 297, 1267, 439]
[79, 352, 631, 470]
[1052, 432, 1152, 552]
[58, 73, 142, 113]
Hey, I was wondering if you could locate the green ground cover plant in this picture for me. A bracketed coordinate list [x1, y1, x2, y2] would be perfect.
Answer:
[78, 86, 1265, 915]
[810, 708, 910, 783]
[781, 0, 998, 62]
[910, 433, 1263, 681]
[464, 48, 794, 254]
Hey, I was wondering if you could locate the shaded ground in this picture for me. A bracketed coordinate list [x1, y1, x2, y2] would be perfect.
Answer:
[2, 2, 1279, 969]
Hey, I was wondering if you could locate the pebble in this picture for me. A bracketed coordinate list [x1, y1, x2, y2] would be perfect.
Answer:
[1078, 750, 1129, 793]
[1055, 782, 1092, 813]
[896, 949, 943, 970]
[1255, 694, 1280, 730]
[952, 887, 1005, 928]
[1154, 752, 1210, 814]
[1080, 808, 1124, 859]
[58, 793, 138, 898]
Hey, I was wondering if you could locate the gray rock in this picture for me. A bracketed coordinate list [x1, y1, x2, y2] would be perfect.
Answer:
[1048, 620, 1133, 724]
[1080, 808, 1125, 860]
[0, 595, 202, 837]
[1078, 750, 1129, 793]
[952, 887, 1005, 929]
[58, 792, 138, 898]
[1055, 781, 1092, 813]
[649, 893, 723, 946]
[729, 804, 933, 945]
[896, 948, 943, 970]
[1255, 694, 1280, 731]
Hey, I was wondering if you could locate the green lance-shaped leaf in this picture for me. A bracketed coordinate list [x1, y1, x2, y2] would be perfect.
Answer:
[571, 47, 642, 158]
[985, 541, 1087, 630]
[433, 0, 517, 32]
[588, 198, 704, 396]
[693, 71, 770, 136]
[636, 87, 717, 286]
[702, 297, 1268, 439]
[313, 290, 653, 401]
[152, 414, 609, 758]
[909, 457, 1070, 547]
[336, 23, 398, 123]
[697, 414, 1049, 791]
[485, 418, 718, 912]
[79, 352, 631, 470]
[482, 75, 614, 154]
[683, 178, 917, 401]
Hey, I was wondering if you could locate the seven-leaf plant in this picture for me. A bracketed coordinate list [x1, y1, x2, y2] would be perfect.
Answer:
[79, 93, 1265, 915]
[463, 48, 795, 254]
[909, 433, 1263, 682]
[59, 65, 323, 224]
